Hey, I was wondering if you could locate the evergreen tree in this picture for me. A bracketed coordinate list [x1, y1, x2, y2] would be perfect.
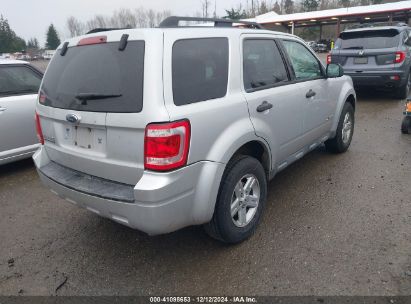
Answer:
[45, 24, 61, 50]
[224, 7, 248, 19]
[0, 15, 26, 53]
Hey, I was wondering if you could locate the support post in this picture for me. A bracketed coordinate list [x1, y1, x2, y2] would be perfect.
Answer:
[336, 18, 341, 40]
[319, 24, 323, 41]
[389, 14, 393, 25]
[291, 21, 295, 35]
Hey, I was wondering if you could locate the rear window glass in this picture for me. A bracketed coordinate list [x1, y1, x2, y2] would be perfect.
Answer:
[336, 29, 400, 50]
[40, 41, 145, 113]
[172, 38, 229, 106]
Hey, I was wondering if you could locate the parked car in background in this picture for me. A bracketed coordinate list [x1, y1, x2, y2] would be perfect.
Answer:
[317, 43, 328, 52]
[0, 60, 43, 165]
[34, 17, 356, 243]
[307, 41, 318, 51]
[43, 50, 56, 60]
[329, 23, 411, 99]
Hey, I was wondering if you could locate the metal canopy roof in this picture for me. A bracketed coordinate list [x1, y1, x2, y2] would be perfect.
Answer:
[246, 1, 411, 25]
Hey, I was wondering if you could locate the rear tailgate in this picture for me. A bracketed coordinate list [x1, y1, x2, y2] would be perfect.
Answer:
[333, 29, 401, 71]
[37, 30, 168, 185]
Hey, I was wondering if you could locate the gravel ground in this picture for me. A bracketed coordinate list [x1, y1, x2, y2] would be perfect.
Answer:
[0, 59, 410, 296]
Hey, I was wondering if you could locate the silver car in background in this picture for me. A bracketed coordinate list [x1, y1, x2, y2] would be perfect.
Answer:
[0, 60, 42, 165]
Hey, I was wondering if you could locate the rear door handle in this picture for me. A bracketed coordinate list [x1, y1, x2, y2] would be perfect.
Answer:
[0, 107, 6, 112]
[306, 90, 316, 98]
[256, 101, 273, 113]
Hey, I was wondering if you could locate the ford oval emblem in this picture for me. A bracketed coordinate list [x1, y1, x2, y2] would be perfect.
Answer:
[66, 113, 80, 124]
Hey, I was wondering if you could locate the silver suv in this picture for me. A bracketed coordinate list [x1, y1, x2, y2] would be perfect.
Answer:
[34, 17, 356, 243]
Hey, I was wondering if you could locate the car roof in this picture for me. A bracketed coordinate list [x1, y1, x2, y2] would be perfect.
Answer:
[0, 59, 29, 65]
[62, 27, 300, 49]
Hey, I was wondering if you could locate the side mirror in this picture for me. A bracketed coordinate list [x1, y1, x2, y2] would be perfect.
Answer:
[326, 63, 344, 78]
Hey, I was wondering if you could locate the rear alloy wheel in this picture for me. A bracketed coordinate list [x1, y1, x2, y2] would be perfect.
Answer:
[396, 72, 411, 100]
[204, 156, 267, 244]
[325, 102, 355, 153]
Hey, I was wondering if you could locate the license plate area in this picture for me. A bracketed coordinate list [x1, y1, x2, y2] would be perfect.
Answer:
[75, 126, 93, 149]
[354, 57, 368, 64]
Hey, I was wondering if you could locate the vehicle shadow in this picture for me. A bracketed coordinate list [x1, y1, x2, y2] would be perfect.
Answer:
[0, 158, 35, 178]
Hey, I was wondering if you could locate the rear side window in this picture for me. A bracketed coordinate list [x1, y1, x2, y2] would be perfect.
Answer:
[172, 38, 229, 106]
[243, 39, 288, 91]
[0, 66, 41, 97]
[336, 29, 400, 49]
[41, 41, 145, 113]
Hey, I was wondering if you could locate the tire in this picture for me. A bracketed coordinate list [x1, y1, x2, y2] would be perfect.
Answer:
[401, 116, 411, 134]
[395, 72, 410, 100]
[204, 156, 267, 244]
[325, 102, 355, 153]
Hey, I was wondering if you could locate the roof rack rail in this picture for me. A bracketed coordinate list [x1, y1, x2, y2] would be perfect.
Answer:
[86, 27, 130, 34]
[159, 16, 264, 29]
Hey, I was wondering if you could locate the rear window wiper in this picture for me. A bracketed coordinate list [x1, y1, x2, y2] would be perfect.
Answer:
[75, 93, 122, 101]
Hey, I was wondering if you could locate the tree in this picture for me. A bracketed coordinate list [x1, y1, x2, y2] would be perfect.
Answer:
[224, 6, 248, 20]
[283, 0, 294, 14]
[258, 1, 270, 14]
[201, 0, 211, 18]
[0, 15, 26, 53]
[67, 16, 84, 38]
[273, 1, 281, 14]
[27, 38, 39, 49]
[45, 24, 61, 50]
[302, 0, 319, 11]
[339, 0, 351, 8]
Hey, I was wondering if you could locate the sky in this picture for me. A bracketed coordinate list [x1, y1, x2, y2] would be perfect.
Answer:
[1, 0, 251, 47]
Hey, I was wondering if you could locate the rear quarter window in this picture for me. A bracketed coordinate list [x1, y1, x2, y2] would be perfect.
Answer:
[172, 38, 229, 106]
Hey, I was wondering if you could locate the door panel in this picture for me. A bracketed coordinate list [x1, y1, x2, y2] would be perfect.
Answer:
[241, 36, 305, 167]
[0, 65, 41, 155]
[280, 39, 332, 145]
[0, 95, 38, 153]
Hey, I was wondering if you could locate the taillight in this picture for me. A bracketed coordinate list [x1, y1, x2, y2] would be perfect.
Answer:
[77, 35, 107, 46]
[326, 53, 332, 65]
[35, 112, 44, 145]
[39, 91, 46, 104]
[144, 120, 191, 171]
[394, 51, 406, 63]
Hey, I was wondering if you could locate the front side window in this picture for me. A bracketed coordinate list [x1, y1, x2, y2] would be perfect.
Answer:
[282, 40, 323, 81]
[243, 39, 288, 92]
[0, 66, 41, 97]
[172, 38, 229, 106]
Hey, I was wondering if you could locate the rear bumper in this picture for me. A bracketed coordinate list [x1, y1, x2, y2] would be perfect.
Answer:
[345, 70, 407, 88]
[33, 146, 225, 235]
